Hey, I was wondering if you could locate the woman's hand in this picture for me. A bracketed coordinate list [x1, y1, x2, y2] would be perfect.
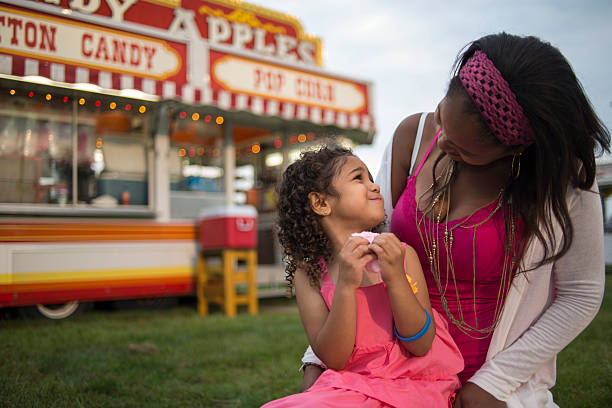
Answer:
[336, 236, 374, 289]
[453, 383, 506, 408]
[299, 364, 324, 392]
[369, 233, 406, 285]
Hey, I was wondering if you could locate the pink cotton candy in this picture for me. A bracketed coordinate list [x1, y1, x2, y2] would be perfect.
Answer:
[352, 231, 379, 244]
[352, 231, 381, 274]
[365, 259, 382, 274]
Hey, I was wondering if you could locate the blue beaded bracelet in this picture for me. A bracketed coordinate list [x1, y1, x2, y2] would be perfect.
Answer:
[393, 308, 431, 342]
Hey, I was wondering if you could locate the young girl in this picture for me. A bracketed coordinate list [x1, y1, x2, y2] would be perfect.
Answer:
[262, 145, 463, 407]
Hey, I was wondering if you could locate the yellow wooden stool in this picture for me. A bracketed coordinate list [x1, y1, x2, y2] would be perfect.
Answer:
[197, 249, 258, 317]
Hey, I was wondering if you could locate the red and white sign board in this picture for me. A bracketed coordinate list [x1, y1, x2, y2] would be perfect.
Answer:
[208, 49, 372, 131]
[211, 52, 368, 114]
[0, 5, 183, 81]
[1, 1, 374, 133]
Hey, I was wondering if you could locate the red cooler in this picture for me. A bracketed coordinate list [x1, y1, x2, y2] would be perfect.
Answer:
[198, 205, 258, 250]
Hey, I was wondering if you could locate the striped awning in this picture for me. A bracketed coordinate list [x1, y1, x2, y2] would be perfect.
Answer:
[0, 53, 374, 135]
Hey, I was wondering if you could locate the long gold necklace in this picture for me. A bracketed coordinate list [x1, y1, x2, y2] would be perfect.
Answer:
[415, 160, 517, 339]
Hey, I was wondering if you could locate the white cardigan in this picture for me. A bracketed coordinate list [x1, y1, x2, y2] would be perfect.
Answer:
[303, 137, 605, 407]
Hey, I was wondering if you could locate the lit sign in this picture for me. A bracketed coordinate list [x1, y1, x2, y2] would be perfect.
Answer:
[33, 0, 322, 67]
[211, 53, 366, 113]
[0, 6, 182, 80]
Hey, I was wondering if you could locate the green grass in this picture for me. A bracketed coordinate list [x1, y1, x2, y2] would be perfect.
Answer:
[0, 281, 610, 407]
[0, 299, 307, 408]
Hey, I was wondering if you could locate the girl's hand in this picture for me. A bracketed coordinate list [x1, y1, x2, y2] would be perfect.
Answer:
[369, 233, 406, 284]
[336, 236, 375, 289]
[453, 383, 506, 408]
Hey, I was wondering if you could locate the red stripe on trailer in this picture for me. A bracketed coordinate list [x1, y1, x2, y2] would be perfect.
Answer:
[1, 282, 195, 308]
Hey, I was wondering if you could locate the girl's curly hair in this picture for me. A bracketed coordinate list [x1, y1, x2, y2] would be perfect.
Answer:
[276, 144, 354, 289]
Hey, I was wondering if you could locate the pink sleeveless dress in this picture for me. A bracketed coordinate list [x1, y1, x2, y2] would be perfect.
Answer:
[391, 134, 522, 383]
[262, 262, 463, 408]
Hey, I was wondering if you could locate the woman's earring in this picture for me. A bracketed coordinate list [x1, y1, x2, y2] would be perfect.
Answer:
[323, 210, 329, 215]
[511, 153, 522, 180]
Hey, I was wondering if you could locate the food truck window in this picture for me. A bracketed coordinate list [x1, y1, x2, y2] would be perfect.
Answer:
[83, 103, 150, 207]
[167, 112, 226, 219]
[0, 83, 152, 209]
[169, 114, 224, 194]
[235, 130, 285, 212]
[0, 86, 73, 205]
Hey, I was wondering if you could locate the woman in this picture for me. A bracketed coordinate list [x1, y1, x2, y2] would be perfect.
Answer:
[298, 32, 610, 407]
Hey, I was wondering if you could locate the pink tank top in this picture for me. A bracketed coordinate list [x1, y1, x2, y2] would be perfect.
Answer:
[391, 131, 522, 383]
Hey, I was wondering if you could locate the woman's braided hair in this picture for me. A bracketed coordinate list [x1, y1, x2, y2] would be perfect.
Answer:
[276, 144, 354, 289]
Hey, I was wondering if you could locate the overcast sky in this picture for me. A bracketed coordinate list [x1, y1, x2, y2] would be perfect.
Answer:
[254, 0, 612, 176]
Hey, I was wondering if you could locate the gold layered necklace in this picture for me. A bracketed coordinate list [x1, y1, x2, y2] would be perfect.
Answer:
[415, 159, 517, 339]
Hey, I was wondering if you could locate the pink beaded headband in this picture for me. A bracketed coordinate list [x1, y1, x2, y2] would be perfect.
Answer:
[459, 50, 535, 146]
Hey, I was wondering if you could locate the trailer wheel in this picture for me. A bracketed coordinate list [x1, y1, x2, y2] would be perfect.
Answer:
[21, 301, 91, 320]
